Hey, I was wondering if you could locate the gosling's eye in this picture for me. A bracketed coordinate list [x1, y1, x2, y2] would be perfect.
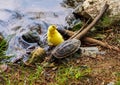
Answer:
[52, 26, 56, 28]
[52, 26, 56, 30]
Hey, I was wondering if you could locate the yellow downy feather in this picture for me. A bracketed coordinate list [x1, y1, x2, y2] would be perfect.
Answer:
[47, 25, 64, 46]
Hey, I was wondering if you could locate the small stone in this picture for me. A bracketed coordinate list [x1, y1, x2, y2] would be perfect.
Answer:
[0, 64, 8, 73]
[52, 67, 58, 71]
[76, 60, 80, 63]
[107, 82, 115, 85]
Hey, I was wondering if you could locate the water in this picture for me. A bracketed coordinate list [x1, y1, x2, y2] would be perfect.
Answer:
[0, 0, 72, 25]
[0, 0, 73, 63]
[0, 0, 73, 36]
[0, 0, 63, 11]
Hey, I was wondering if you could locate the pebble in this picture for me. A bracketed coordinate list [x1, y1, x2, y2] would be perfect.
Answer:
[0, 64, 8, 73]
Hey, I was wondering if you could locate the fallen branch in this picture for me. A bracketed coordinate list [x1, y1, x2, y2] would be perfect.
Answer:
[63, 29, 120, 52]
[84, 37, 120, 52]
[61, 3, 120, 52]
[64, 28, 120, 51]
[69, 18, 90, 39]
[73, 3, 109, 39]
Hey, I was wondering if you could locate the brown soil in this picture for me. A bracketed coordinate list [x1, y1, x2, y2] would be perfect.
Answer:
[75, 50, 120, 85]
[0, 26, 119, 85]
[70, 26, 120, 85]
[42, 26, 120, 85]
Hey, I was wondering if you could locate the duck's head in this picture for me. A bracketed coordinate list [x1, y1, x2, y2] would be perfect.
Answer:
[48, 25, 57, 32]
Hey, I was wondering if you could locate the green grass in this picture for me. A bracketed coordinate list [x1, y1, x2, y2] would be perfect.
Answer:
[116, 81, 120, 85]
[28, 65, 44, 85]
[0, 39, 10, 62]
[114, 72, 120, 85]
[1, 64, 44, 85]
[55, 65, 91, 85]
[0, 63, 92, 85]
[0, 39, 7, 55]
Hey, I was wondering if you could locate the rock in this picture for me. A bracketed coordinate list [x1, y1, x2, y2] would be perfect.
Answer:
[80, 47, 106, 58]
[0, 64, 8, 73]
[74, 0, 120, 27]
[107, 82, 115, 85]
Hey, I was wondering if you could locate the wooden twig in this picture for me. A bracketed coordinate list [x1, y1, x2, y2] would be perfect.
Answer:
[83, 37, 120, 52]
[63, 29, 120, 51]
[74, 3, 109, 39]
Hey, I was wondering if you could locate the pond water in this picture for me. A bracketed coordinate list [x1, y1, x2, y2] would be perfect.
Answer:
[0, 0, 73, 63]
[0, 0, 73, 36]
[0, 0, 64, 11]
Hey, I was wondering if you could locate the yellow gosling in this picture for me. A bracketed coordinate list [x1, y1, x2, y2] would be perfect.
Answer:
[47, 25, 64, 46]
